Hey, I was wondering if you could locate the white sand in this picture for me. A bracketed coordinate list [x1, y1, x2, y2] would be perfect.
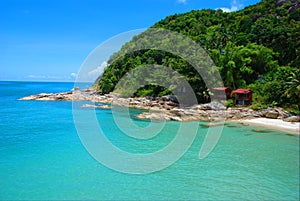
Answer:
[236, 118, 300, 135]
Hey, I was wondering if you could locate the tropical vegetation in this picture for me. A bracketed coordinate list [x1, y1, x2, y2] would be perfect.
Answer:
[95, 0, 300, 112]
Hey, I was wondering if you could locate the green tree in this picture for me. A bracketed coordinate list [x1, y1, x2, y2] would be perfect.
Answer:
[285, 71, 300, 111]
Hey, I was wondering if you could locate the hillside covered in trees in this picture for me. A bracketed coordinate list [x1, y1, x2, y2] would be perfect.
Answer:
[95, 0, 300, 112]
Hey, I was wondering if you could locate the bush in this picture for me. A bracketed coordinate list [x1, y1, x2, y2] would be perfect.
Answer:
[134, 88, 155, 97]
[249, 104, 268, 110]
[224, 99, 234, 108]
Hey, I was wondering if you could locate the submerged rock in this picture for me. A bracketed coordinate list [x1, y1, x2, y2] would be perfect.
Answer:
[81, 104, 98, 108]
[81, 104, 111, 109]
[99, 105, 111, 109]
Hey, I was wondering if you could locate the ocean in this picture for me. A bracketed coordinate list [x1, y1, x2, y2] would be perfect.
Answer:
[0, 81, 299, 200]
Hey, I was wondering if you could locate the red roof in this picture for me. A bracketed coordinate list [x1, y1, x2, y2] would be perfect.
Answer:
[232, 89, 253, 94]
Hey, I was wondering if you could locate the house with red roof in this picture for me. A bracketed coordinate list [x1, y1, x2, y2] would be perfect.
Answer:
[232, 89, 253, 106]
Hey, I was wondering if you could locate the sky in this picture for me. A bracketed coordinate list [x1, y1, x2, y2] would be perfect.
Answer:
[0, 0, 261, 82]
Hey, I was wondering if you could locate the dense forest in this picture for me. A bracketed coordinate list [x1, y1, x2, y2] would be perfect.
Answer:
[95, 0, 300, 112]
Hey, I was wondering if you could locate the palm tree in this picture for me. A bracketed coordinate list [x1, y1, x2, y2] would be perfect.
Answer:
[285, 72, 300, 113]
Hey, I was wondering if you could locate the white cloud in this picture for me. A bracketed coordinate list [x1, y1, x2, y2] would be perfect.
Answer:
[177, 0, 187, 4]
[27, 75, 47, 79]
[88, 61, 108, 78]
[26, 74, 77, 81]
[218, 0, 243, 12]
[70, 72, 77, 79]
[75, 61, 109, 82]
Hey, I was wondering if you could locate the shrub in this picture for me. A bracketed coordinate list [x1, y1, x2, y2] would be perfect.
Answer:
[224, 99, 234, 108]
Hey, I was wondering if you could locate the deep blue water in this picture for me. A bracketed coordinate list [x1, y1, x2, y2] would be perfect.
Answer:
[0, 81, 299, 200]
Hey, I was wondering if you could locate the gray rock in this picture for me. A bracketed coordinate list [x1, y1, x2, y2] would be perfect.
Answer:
[129, 101, 140, 105]
[169, 108, 184, 116]
[274, 108, 290, 118]
[210, 102, 226, 110]
[266, 111, 279, 119]
[284, 116, 300, 122]
[161, 96, 170, 101]
[169, 116, 182, 121]
[197, 102, 226, 111]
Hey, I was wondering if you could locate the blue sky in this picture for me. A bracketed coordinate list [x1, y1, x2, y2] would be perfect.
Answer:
[0, 0, 260, 82]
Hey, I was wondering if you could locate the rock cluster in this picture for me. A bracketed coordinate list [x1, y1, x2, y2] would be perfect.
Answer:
[19, 89, 299, 122]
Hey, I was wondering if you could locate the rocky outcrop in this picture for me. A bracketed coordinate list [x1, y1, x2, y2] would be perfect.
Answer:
[20, 92, 74, 101]
[19, 89, 297, 122]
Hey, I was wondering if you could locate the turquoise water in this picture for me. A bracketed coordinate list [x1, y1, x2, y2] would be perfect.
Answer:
[0, 81, 299, 200]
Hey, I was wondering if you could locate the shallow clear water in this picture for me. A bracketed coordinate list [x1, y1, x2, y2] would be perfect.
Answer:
[0, 81, 299, 200]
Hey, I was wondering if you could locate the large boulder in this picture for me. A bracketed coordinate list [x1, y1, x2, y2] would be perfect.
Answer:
[266, 110, 279, 119]
[284, 116, 300, 122]
[208, 102, 226, 110]
[274, 108, 290, 119]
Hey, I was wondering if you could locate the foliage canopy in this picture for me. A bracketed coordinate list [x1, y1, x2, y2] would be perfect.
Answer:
[96, 0, 300, 109]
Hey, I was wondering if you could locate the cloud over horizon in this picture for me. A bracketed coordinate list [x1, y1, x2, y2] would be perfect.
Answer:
[87, 61, 108, 80]
[26, 73, 78, 81]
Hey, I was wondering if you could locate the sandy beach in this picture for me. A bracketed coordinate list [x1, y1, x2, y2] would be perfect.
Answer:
[236, 118, 300, 135]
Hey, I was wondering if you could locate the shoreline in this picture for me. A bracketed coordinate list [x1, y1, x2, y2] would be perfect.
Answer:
[233, 118, 300, 135]
[19, 89, 300, 134]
